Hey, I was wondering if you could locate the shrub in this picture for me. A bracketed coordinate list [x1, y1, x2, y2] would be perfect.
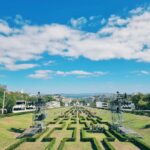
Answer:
[80, 129, 103, 150]
[57, 128, 77, 150]
[104, 130, 115, 141]
[26, 137, 36, 142]
[103, 138, 116, 150]
[6, 138, 26, 150]
[129, 137, 150, 150]
[58, 138, 67, 150]
[109, 129, 127, 141]
[45, 138, 56, 150]
[42, 128, 55, 141]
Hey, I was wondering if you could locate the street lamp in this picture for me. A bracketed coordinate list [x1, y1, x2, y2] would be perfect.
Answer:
[2, 90, 6, 115]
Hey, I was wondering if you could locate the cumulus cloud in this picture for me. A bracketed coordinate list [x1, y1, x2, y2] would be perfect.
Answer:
[28, 70, 107, 79]
[28, 70, 52, 79]
[5, 63, 37, 71]
[14, 15, 30, 25]
[70, 17, 87, 28]
[1, 6, 150, 71]
[43, 60, 55, 66]
[133, 70, 150, 75]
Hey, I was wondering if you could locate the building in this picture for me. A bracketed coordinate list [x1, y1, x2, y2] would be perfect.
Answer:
[46, 101, 60, 108]
[121, 102, 135, 111]
[12, 100, 35, 113]
[64, 102, 70, 107]
[96, 101, 108, 109]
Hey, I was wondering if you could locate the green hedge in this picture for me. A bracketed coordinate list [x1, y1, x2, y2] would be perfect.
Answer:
[45, 138, 56, 150]
[6, 128, 49, 149]
[26, 137, 36, 142]
[42, 128, 55, 142]
[102, 138, 116, 150]
[79, 120, 88, 128]
[6, 138, 26, 150]
[129, 137, 150, 150]
[109, 129, 127, 141]
[57, 128, 77, 150]
[104, 130, 115, 141]
[80, 129, 103, 150]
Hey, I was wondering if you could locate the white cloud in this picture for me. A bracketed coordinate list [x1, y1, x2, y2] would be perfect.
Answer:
[28, 70, 52, 79]
[133, 70, 150, 75]
[0, 20, 12, 34]
[4, 63, 37, 71]
[56, 70, 106, 77]
[14, 15, 30, 25]
[1, 6, 150, 71]
[43, 60, 55, 66]
[28, 70, 107, 79]
[140, 70, 150, 75]
[70, 17, 87, 28]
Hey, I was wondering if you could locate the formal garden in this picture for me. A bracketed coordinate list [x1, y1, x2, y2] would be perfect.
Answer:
[0, 107, 150, 150]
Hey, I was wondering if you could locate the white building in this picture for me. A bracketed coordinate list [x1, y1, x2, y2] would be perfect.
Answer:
[64, 102, 70, 107]
[96, 101, 108, 109]
[121, 102, 135, 111]
[46, 101, 60, 108]
[12, 100, 35, 113]
[86, 103, 90, 106]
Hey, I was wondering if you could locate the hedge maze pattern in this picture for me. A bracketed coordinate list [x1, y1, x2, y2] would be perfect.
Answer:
[6, 107, 150, 150]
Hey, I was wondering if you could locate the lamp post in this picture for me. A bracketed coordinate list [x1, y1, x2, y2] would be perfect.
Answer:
[2, 90, 6, 115]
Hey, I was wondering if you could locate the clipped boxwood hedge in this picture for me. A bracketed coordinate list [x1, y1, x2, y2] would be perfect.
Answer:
[6, 138, 26, 150]
[129, 137, 150, 150]
[42, 128, 55, 142]
[109, 129, 127, 142]
[104, 130, 115, 141]
[45, 138, 56, 150]
[57, 127, 77, 150]
[102, 138, 116, 150]
[80, 129, 103, 150]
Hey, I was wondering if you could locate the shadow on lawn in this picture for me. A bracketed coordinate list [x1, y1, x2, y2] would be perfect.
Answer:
[9, 127, 25, 133]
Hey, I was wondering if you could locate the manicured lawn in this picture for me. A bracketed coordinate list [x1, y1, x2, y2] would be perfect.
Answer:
[51, 129, 73, 150]
[110, 140, 140, 150]
[0, 107, 70, 150]
[16, 142, 48, 150]
[64, 142, 93, 150]
[1, 107, 149, 150]
[86, 107, 150, 146]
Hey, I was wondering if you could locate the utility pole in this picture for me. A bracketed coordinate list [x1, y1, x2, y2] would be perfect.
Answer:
[2, 90, 6, 115]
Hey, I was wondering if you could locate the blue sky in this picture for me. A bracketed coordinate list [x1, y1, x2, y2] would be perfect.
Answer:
[0, 0, 150, 94]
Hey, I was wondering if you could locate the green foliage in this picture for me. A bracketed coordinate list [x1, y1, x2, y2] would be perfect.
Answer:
[103, 138, 116, 150]
[109, 129, 127, 142]
[43, 95, 55, 102]
[80, 129, 103, 150]
[129, 93, 150, 110]
[104, 130, 115, 141]
[57, 127, 77, 150]
[5, 138, 26, 150]
[0, 86, 36, 113]
[129, 137, 150, 150]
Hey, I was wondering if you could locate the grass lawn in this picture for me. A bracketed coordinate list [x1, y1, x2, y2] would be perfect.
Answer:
[64, 141, 92, 150]
[1, 107, 150, 150]
[85, 131, 106, 150]
[86, 107, 150, 146]
[63, 117, 93, 150]
[15, 142, 48, 150]
[0, 107, 70, 150]
[110, 140, 140, 150]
